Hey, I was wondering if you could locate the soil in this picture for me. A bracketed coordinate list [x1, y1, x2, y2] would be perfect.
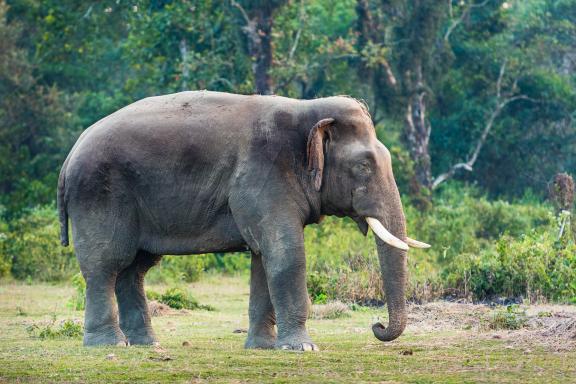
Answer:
[406, 302, 576, 352]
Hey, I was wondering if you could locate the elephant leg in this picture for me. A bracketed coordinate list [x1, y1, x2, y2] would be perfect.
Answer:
[82, 266, 127, 346]
[264, 241, 317, 351]
[115, 251, 163, 345]
[245, 251, 276, 349]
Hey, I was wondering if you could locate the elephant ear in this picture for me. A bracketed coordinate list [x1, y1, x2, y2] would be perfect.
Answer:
[307, 118, 335, 191]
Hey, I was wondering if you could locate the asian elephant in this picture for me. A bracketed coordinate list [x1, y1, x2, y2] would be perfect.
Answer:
[57, 91, 429, 350]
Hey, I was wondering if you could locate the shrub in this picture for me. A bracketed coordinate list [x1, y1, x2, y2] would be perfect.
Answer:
[0, 212, 11, 278]
[304, 184, 563, 303]
[444, 229, 576, 302]
[67, 272, 86, 311]
[7, 206, 78, 281]
[147, 287, 214, 311]
[146, 253, 250, 284]
[146, 255, 214, 284]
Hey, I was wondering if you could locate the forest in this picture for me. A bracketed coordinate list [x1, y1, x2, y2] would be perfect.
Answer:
[1, 1, 575, 382]
[1, 0, 575, 303]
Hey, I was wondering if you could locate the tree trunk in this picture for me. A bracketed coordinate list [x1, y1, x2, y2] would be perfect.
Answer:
[251, 9, 273, 95]
[403, 64, 432, 200]
[233, 1, 287, 95]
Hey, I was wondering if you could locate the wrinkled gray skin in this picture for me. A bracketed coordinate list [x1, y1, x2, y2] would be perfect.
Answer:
[58, 91, 408, 350]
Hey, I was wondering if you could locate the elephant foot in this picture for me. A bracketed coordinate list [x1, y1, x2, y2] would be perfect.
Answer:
[277, 342, 319, 352]
[245, 334, 276, 350]
[124, 330, 159, 346]
[83, 327, 127, 347]
[275, 331, 319, 352]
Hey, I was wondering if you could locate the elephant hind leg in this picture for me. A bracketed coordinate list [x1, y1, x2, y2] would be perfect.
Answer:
[82, 265, 128, 346]
[115, 251, 163, 345]
[245, 251, 277, 349]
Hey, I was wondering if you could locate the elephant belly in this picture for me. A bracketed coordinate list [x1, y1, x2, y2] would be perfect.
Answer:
[137, 210, 248, 255]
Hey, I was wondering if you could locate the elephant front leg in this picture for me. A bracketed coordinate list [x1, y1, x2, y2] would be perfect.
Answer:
[245, 251, 277, 349]
[263, 238, 317, 352]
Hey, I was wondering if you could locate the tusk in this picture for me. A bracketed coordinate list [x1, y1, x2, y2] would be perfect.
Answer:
[406, 237, 431, 249]
[366, 217, 409, 251]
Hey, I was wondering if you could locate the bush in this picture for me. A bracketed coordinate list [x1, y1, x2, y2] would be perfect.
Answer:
[7, 206, 78, 281]
[67, 272, 86, 311]
[146, 255, 214, 284]
[304, 184, 565, 303]
[147, 287, 214, 311]
[444, 229, 576, 302]
[5, 184, 574, 305]
[404, 184, 552, 267]
[0, 211, 11, 277]
[146, 253, 250, 284]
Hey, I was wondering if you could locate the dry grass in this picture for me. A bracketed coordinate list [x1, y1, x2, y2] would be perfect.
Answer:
[310, 301, 351, 320]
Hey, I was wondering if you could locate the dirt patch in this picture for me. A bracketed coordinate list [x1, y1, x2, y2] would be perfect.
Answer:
[406, 302, 576, 352]
[407, 302, 491, 333]
[148, 300, 190, 317]
[508, 306, 576, 352]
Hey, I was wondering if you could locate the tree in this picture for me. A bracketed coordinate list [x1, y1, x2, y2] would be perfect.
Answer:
[0, 1, 77, 215]
[232, 0, 288, 94]
[355, 0, 448, 204]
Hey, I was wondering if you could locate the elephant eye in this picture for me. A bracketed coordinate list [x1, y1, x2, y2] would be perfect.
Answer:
[353, 161, 371, 175]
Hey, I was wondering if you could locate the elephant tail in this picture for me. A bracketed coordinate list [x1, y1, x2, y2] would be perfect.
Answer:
[57, 160, 69, 247]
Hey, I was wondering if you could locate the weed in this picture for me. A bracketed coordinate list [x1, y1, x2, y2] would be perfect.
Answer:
[26, 318, 83, 340]
[485, 305, 528, 330]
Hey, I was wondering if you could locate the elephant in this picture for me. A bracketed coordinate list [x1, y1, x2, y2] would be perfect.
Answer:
[57, 91, 429, 350]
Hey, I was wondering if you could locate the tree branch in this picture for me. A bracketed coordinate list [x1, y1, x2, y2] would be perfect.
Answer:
[288, 0, 305, 61]
[432, 60, 533, 190]
[444, 0, 490, 42]
[230, 0, 250, 25]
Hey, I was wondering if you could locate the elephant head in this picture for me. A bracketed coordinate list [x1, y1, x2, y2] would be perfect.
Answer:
[306, 97, 429, 342]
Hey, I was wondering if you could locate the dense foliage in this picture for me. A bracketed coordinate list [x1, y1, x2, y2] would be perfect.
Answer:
[0, 1, 575, 303]
[1, 186, 574, 303]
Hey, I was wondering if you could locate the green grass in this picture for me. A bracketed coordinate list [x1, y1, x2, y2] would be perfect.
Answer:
[0, 276, 574, 383]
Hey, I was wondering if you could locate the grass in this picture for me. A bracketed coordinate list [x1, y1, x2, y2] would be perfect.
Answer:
[0, 276, 574, 383]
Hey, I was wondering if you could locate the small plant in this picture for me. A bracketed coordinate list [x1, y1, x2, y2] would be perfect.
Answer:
[307, 271, 330, 303]
[26, 318, 83, 340]
[313, 292, 328, 305]
[350, 303, 371, 312]
[485, 305, 528, 330]
[67, 272, 86, 311]
[146, 289, 161, 301]
[147, 288, 214, 311]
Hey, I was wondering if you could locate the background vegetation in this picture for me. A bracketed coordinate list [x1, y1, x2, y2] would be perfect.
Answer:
[0, 0, 575, 303]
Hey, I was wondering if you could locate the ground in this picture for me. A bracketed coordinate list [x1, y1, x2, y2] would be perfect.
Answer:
[0, 276, 575, 383]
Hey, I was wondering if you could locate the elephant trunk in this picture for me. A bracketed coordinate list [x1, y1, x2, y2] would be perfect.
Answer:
[372, 200, 408, 342]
